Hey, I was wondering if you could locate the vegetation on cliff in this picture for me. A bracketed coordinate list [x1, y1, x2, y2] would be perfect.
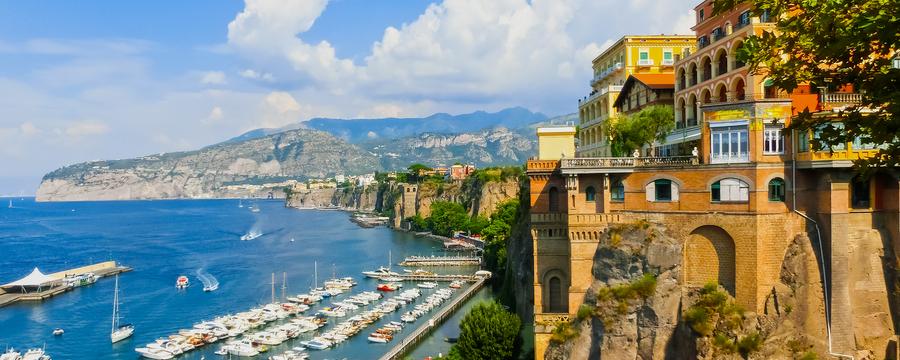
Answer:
[447, 301, 522, 360]
[684, 283, 762, 358]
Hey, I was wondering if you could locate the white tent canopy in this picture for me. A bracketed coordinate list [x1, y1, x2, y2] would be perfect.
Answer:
[3, 267, 55, 287]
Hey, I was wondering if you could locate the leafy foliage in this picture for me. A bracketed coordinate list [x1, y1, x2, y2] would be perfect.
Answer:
[713, 0, 900, 169]
[603, 105, 675, 156]
[683, 283, 762, 357]
[450, 301, 522, 359]
[427, 201, 470, 237]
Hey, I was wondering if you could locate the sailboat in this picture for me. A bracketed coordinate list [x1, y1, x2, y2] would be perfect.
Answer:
[7, 200, 11, 208]
[238, 199, 244, 208]
[110, 274, 134, 343]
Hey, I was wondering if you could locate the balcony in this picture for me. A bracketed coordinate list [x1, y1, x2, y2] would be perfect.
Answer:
[579, 84, 624, 106]
[561, 156, 697, 174]
[590, 62, 624, 86]
[661, 59, 675, 66]
[820, 93, 862, 106]
[710, 153, 750, 164]
[526, 159, 560, 172]
[637, 59, 654, 66]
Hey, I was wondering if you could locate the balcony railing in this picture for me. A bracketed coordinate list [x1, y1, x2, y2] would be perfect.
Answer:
[526, 159, 560, 171]
[661, 59, 675, 66]
[638, 59, 654, 66]
[590, 62, 624, 85]
[821, 93, 862, 105]
[561, 156, 696, 169]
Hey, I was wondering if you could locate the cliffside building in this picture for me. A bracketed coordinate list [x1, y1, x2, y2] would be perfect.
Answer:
[530, 1, 899, 358]
[577, 35, 696, 157]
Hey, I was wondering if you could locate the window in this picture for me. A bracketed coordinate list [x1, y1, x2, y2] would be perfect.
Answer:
[851, 176, 870, 209]
[698, 9, 705, 22]
[585, 186, 596, 202]
[813, 123, 845, 151]
[611, 180, 625, 202]
[663, 49, 674, 65]
[712, 27, 725, 41]
[710, 124, 750, 163]
[711, 178, 750, 202]
[764, 125, 784, 154]
[768, 178, 785, 202]
[548, 276, 564, 313]
[698, 36, 710, 49]
[738, 11, 751, 27]
[548, 187, 559, 213]
[655, 179, 672, 201]
[798, 130, 810, 152]
[852, 136, 878, 150]
[638, 49, 653, 66]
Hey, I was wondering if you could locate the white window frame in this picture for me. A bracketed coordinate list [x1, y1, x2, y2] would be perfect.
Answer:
[712, 178, 750, 202]
[709, 122, 750, 163]
[763, 125, 784, 154]
[662, 48, 674, 65]
[638, 48, 653, 66]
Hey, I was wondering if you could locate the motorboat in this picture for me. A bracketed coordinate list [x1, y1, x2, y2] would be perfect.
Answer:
[1, 348, 21, 360]
[299, 338, 331, 350]
[376, 283, 398, 292]
[52, 328, 64, 336]
[175, 276, 189, 289]
[21, 348, 50, 360]
[367, 333, 391, 343]
[111, 274, 135, 343]
[417, 281, 438, 289]
[240, 230, 262, 241]
[221, 340, 259, 356]
[134, 347, 174, 359]
[203, 283, 218, 292]
[361, 266, 400, 279]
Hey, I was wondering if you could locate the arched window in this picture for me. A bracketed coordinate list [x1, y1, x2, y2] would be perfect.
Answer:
[611, 180, 625, 202]
[585, 186, 596, 202]
[711, 178, 750, 202]
[548, 276, 564, 313]
[701, 56, 712, 82]
[768, 178, 785, 202]
[646, 179, 676, 202]
[548, 187, 559, 213]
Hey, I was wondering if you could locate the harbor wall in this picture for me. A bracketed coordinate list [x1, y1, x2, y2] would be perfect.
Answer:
[46, 261, 118, 280]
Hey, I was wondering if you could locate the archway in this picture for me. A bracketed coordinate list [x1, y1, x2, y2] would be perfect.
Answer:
[684, 225, 736, 295]
[701, 89, 712, 104]
[715, 83, 728, 103]
[677, 67, 687, 90]
[687, 93, 698, 126]
[733, 77, 746, 100]
[715, 48, 729, 77]
[689, 62, 698, 86]
[544, 270, 568, 313]
[701, 56, 712, 82]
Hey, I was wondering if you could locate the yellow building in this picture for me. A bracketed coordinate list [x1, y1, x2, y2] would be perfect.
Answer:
[578, 35, 696, 157]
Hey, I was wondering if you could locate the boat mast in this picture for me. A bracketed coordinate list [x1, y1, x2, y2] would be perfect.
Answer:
[111, 274, 119, 334]
[281, 272, 287, 301]
[270, 273, 275, 304]
[314, 261, 318, 289]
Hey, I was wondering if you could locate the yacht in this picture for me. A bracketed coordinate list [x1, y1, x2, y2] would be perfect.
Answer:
[240, 230, 262, 241]
[175, 276, 189, 289]
[111, 274, 135, 343]
[21, 349, 50, 360]
[1, 348, 21, 360]
[299, 338, 331, 350]
[417, 281, 438, 289]
[52, 328, 64, 336]
[362, 267, 400, 279]
[7, 200, 11, 209]
[134, 347, 174, 359]
[221, 340, 259, 357]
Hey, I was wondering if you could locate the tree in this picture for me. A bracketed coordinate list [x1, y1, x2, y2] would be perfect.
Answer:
[603, 105, 676, 156]
[427, 201, 469, 236]
[450, 301, 522, 360]
[713, 0, 900, 169]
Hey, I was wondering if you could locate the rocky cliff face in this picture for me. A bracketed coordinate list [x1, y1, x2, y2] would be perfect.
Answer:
[284, 185, 381, 211]
[365, 127, 536, 170]
[545, 221, 834, 360]
[36, 129, 380, 201]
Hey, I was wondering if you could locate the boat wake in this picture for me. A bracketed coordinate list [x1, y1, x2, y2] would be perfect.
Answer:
[196, 269, 219, 292]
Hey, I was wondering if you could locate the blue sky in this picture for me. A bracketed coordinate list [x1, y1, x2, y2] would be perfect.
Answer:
[0, 0, 697, 195]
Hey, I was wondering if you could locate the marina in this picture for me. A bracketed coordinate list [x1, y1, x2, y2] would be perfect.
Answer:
[399, 255, 482, 267]
[0, 261, 132, 308]
[0, 198, 489, 359]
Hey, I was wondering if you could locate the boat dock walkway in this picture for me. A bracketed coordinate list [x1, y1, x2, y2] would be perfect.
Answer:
[0, 261, 132, 308]
[378, 273, 480, 282]
[399, 255, 482, 267]
[379, 276, 488, 360]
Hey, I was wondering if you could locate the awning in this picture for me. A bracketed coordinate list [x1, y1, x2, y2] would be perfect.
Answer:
[3, 267, 54, 287]
[660, 128, 701, 146]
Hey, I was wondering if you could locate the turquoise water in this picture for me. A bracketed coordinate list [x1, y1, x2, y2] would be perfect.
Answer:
[0, 198, 475, 359]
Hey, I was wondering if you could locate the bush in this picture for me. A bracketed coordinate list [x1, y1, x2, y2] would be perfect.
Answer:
[736, 332, 762, 358]
[453, 302, 521, 359]
[549, 321, 579, 344]
[576, 304, 595, 320]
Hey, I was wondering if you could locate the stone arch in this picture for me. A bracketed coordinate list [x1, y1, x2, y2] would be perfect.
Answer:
[689, 62, 698, 86]
[732, 40, 746, 68]
[687, 93, 698, 126]
[714, 48, 729, 77]
[700, 55, 712, 82]
[701, 88, 712, 104]
[715, 82, 728, 102]
[676, 97, 686, 126]
[684, 225, 736, 295]
[677, 66, 687, 90]
[543, 269, 568, 313]
[732, 76, 746, 101]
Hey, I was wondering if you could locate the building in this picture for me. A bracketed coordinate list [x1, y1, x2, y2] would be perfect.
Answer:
[578, 35, 696, 157]
[611, 73, 684, 156]
[450, 164, 476, 181]
[529, 2, 898, 358]
[356, 173, 376, 187]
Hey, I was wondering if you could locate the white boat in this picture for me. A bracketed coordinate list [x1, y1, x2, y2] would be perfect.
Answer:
[250, 205, 261, 213]
[1, 348, 21, 360]
[7, 200, 11, 209]
[134, 347, 174, 360]
[222, 340, 259, 356]
[21, 348, 50, 360]
[197, 269, 219, 292]
[417, 281, 438, 289]
[175, 275, 189, 289]
[111, 275, 134, 343]
[299, 338, 331, 350]
[238, 199, 244, 208]
[240, 230, 262, 241]
[52, 328, 64, 336]
[362, 267, 400, 279]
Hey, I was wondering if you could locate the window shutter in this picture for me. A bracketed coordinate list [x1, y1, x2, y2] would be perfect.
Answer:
[671, 183, 680, 201]
[646, 182, 655, 201]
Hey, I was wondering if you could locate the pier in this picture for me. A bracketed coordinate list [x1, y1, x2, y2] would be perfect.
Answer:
[399, 255, 482, 267]
[375, 273, 480, 282]
[378, 276, 488, 360]
[0, 261, 132, 307]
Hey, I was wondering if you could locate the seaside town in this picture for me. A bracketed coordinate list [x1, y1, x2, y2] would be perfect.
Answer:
[1, 0, 898, 360]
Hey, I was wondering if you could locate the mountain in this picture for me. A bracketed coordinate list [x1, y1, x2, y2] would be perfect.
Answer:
[36, 129, 379, 201]
[225, 107, 548, 145]
[36, 109, 575, 201]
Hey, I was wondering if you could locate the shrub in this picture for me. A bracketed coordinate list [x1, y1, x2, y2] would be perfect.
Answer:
[576, 304, 595, 320]
[549, 321, 579, 344]
[736, 332, 762, 357]
[454, 301, 521, 359]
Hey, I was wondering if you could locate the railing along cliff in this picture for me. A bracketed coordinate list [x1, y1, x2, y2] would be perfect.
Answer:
[526, 159, 560, 172]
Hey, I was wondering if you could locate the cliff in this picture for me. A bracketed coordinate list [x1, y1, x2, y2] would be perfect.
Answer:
[544, 221, 837, 360]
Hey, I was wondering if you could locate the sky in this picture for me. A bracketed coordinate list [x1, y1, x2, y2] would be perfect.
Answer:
[0, 0, 697, 195]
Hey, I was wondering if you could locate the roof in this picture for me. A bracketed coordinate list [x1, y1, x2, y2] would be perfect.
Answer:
[3, 267, 54, 287]
[613, 74, 676, 108]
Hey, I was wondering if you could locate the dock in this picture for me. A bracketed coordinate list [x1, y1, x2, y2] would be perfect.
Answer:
[0, 261, 132, 308]
[378, 276, 488, 360]
[374, 273, 479, 282]
[399, 255, 482, 267]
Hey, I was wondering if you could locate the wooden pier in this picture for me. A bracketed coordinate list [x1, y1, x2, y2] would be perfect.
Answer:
[0, 262, 132, 308]
[378, 276, 488, 360]
[374, 273, 479, 282]
[399, 255, 482, 267]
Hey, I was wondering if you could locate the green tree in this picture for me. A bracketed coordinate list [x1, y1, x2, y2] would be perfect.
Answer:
[467, 215, 491, 235]
[427, 201, 469, 236]
[603, 105, 675, 156]
[450, 301, 522, 360]
[407, 215, 428, 231]
[713, 0, 900, 169]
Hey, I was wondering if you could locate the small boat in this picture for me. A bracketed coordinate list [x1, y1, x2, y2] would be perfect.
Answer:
[290, 238, 295, 242]
[203, 283, 218, 292]
[445, 337, 459, 343]
[52, 328, 64, 336]
[111, 274, 135, 343]
[238, 199, 244, 208]
[214, 348, 227, 356]
[175, 276, 189, 289]
[299, 338, 331, 350]
[449, 281, 463, 289]
[7, 200, 11, 208]
[250, 205, 261, 213]
[376, 283, 398, 292]
[21, 348, 50, 360]
[240, 231, 262, 241]
[417, 282, 438, 289]
[0, 348, 21, 360]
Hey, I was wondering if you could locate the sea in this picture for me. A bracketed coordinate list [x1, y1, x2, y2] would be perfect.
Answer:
[0, 197, 492, 359]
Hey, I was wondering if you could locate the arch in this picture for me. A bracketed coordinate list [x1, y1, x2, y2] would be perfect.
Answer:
[732, 77, 746, 101]
[711, 177, 750, 202]
[768, 177, 786, 202]
[715, 83, 728, 103]
[714, 48, 729, 77]
[687, 93, 698, 126]
[700, 56, 712, 82]
[732, 40, 746, 68]
[645, 177, 681, 202]
[677, 67, 687, 90]
[684, 225, 736, 295]
[543, 269, 568, 313]
[548, 187, 560, 213]
[676, 97, 686, 127]
[585, 186, 596, 202]
[689, 62, 698, 86]
[700, 88, 712, 104]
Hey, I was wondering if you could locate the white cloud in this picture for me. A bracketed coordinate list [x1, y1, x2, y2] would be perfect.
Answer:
[239, 69, 275, 82]
[65, 120, 110, 137]
[259, 91, 302, 128]
[201, 71, 227, 85]
[19, 122, 41, 136]
[202, 106, 225, 125]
